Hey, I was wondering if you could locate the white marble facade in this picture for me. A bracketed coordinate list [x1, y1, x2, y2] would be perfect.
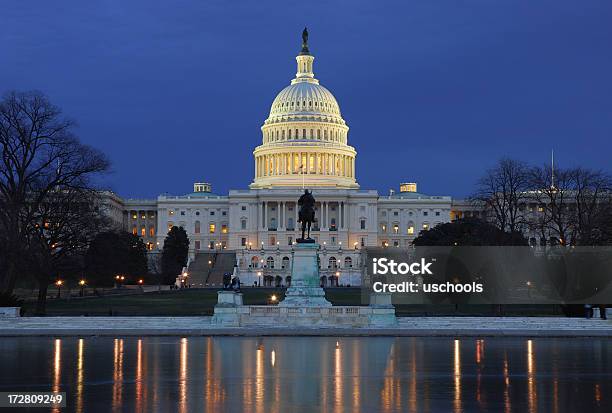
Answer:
[106, 35, 454, 286]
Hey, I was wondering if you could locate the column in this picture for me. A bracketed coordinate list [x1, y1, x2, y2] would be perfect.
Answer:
[339, 202, 343, 229]
[279, 202, 283, 229]
[262, 202, 266, 229]
[325, 202, 329, 228]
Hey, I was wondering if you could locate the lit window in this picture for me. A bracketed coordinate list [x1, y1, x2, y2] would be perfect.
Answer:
[132, 226, 137, 235]
[209, 224, 216, 233]
[393, 224, 399, 234]
[407, 226, 414, 235]
[168, 222, 173, 232]
[132, 213, 137, 219]
[141, 226, 146, 237]
[169, 210, 174, 216]
[141, 213, 146, 219]
[221, 224, 228, 234]
[423, 223, 429, 230]
[149, 226, 155, 237]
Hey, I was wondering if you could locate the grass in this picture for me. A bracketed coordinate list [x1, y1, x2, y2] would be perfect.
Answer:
[23, 287, 564, 317]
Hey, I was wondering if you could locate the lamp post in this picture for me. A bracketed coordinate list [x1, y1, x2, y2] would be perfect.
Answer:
[257, 271, 262, 287]
[55, 280, 63, 298]
[78, 279, 86, 297]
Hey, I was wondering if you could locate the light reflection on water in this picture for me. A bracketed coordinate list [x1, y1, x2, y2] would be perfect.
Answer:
[1, 336, 611, 412]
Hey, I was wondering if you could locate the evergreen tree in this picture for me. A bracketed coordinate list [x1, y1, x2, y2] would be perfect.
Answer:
[161, 226, 189, 284]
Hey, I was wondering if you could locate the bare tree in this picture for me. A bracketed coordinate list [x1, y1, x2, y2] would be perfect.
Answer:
[529, 165, 612, 245]
[471, 158, 530, 233]
[0, 91, 110, 294]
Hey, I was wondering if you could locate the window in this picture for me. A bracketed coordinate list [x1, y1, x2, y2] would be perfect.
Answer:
[282, 256, 290, 269]
[288, 217, 294, 230]
[132, 226, 137, 235]
[407, 226, 415, 235]
[241, 238, 246, 246]
[195, 240, 201, 250]
[423, 211, 428, 216]
[221, 224, 228, 234]
[360, 219, 366, 230]
[288, 236, 293, 245]
[167, 223, 173, 232]
[344, 257, 352, 268]
[140, 226, 146, 237]
[169, 210, 174, 216]
[266, 256, 275, 269]
[210, 211, 215, 216]
[361, 237, 365, 247]
[328, 257, 337, 269]
[141, 212, 146, 219]
[180, 211, 185, 216]
[393, 224, 399, 234]
[149, 212, 155, 219]
[269, 236, 276, 246]
[435, 211, 440, 216]
[241, 206, 247, 211]
[195, 211, 200, 216]
[209, 223, 216, 233]
[394, 211, 399, 216]
[149, 226, 155, 237]
[194, 221, 201, 234]
[222, 211, 227, 216]
[330, 218, 336, 229]
[241, 219, 247, 230]
[132, 212, 137, 219]
[422, 223, 429, 230]
[381, 223, 387, 232]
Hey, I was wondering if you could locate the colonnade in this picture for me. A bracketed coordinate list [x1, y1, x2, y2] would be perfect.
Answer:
[255, 152, 355, 179]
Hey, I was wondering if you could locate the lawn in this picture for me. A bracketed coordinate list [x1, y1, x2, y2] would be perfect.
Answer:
[24, 287, 564, 317]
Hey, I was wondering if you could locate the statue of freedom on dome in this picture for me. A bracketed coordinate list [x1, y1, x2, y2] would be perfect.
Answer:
[301, 27, 310, 54]
[297, 189, 316, 242]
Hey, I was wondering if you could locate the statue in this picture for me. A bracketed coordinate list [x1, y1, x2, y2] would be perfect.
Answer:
[297, 189, 316, 242]
[301, 27, 310, 54]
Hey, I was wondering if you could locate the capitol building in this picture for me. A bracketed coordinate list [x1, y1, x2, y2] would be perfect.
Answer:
[103, 32, 454, 287]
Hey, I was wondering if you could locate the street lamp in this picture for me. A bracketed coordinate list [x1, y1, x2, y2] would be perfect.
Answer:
[257, 271, 262, 287]
[55, 280, 63, 298]
[354, 242, 358, 250]
[78, 279, 86, 297]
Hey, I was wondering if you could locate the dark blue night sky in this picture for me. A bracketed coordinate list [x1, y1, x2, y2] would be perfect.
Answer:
[3, 1, 611, 198]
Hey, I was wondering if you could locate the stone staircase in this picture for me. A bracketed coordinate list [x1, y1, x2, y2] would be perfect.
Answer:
[188, 251, 236, 287]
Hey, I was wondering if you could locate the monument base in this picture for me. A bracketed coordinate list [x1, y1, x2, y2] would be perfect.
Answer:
[279, 242, 332, 307]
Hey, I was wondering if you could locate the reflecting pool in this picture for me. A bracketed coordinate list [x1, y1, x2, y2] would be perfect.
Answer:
[0, 336, 611, 412]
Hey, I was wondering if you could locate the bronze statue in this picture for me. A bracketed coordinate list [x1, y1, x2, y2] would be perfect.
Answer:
[297, 189, 316, 242]
[301, 27, 310, 54]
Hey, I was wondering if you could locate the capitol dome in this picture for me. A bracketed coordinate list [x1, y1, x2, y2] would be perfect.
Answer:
[251, 29, 358, 189]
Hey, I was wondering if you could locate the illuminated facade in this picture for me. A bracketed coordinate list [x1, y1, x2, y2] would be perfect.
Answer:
[105, 33, 453, 285]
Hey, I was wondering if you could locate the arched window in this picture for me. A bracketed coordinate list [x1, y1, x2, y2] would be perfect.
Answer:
[344, 257, 352, 268]
[194, 220, 201, 234]
[251, 256, 259, 268]
[282, 256, 290, 269]
[329, 256, 337, 269]
[266, 256, 275, 269]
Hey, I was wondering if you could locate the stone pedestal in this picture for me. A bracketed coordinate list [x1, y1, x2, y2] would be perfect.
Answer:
[280, 243, 331, 307]
[0, 307, 20, 317]
[211, 291, 244, 326]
